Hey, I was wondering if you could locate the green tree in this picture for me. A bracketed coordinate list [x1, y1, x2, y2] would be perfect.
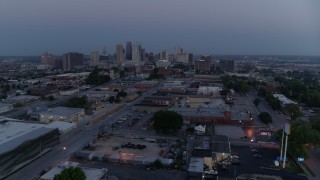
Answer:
[257, 87, 266, 97]
[53, 167, 86, 180]
[310, 114, 320, 132]
[285, 104, 302, 121]
[108, 96, 115, 103]
[219, 89, 230, 96]
[287, 123, 320, 157]
[153, 110, 183, 133]
[85, 69, 111, 85]
[48, 95, 55, 101]
[150, 159, 164, 169]
[65, 96, 92, 114]
[147, 68, 165, 80]
[253, 98, 261, 107]
[258, 112, 272, 124]
[117, 90, 127, 98]
[136, 90, 142, 96]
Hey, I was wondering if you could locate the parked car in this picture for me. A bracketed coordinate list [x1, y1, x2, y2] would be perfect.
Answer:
[231, 158, 240, 165]
[251, 149, 258, 152]
[253, 154, 262, 158]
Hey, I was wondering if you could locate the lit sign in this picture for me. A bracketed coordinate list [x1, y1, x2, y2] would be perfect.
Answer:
[297, 157, 304, 162]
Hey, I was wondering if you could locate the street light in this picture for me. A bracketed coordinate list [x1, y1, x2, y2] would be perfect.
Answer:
[63, 146, 67, 161]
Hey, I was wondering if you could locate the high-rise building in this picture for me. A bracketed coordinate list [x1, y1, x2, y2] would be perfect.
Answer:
[188, 53, 194, 64]
[126, 41, 132, 60]
[140, 48, 146, 61]
[62, 52, 84, 70]
[160, 50, 168, 60]
[194, 59, 211, 72]
[219, 59, 234, 72]
[200, 55, 211, 61]
[174, 47, 183, 61]
[99, 47, 109, 62]
[132, 42, 141, 62]
[116, 44, 124, 65]
[90, 51, 99, 66]
[176, 53, 191, 64]
[41, 52, 56, 67]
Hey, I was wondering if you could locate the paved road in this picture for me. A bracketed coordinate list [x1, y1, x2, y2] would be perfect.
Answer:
[7, 80, 165, 180]
[245, 91, 289, 131]
[76, 160, 186, 180]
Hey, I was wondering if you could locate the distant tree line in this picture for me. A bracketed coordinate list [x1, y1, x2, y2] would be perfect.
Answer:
[85, 69, 110, 86]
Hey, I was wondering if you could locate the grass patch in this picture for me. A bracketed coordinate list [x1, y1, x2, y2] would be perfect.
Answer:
[283, 159, 304, 174]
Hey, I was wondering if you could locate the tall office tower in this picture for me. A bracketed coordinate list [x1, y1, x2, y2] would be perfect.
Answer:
[140, 48, 146, 61]
[126, 41, 132, 60]
[194, 59, 211, 72]
[219, 59, 235, 72]
[41, 52, 49, 65]
[99, 47, 109, 62]
[41, 52, 56, 67]
[90, 51, 99, 66]
[62, 52, 84, 70]
[200, 55, 212, 61]
[160, 50, 168, 60]
[176, 53, 189, 64]
[147, 53, 154, 62]
[174, 47, 183, 61]
[132, 42, 141, 62]
[188, 53, 194, 64]
[116, 44, 124, 65]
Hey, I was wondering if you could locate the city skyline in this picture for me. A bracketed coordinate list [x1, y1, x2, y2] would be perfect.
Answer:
[0, 0, 319, 56]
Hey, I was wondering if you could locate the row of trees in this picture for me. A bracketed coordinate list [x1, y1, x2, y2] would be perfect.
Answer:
[275, 71, 320, 107]
[146, 68, 165, 80]
[85, 69, 111, 85]
[65, 96, 93, 114]
[108, 90, 128, 103]
[275, 123, 320, 157]
[221, 75, 251, 94]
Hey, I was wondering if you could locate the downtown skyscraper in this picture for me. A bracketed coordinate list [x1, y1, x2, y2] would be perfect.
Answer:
[132, 42, 141, 62]
[116, 44, 124, 65]
[126, 41, 132, 60]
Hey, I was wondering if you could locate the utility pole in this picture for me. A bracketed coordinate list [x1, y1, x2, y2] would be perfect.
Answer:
[280, 128, 284, 160]
[282, 123, 290, 169]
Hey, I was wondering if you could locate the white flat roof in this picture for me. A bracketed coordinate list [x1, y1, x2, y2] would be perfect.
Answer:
[0, 117, 45, 146]
[273, 94, 297, 105]
[46, 121, 76, 133]
[40, 107, 84, 117]
[0, 103, 12, 108]
[0, 117, 56, 155]
[188, 157, 204, 173]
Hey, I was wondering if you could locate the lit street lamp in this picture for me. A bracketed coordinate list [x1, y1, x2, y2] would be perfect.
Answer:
[63, 146, 67, 161]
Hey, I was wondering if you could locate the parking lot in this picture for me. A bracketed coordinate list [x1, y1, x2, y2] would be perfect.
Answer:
[110, 109, 153, 131]
[95, 136, 163, 157]
[217, 146, 308, 180]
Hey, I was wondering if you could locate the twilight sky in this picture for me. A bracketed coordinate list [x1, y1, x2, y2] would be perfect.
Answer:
[0, 0, 319, 56]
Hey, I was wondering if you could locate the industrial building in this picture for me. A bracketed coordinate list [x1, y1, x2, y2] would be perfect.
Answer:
[0, 103, 13, 114]
[0, 117, 59, 179]
[38, 106, 85, 124]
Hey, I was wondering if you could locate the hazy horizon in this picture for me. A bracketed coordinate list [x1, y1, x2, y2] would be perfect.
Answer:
[0, 0, 319, 56]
